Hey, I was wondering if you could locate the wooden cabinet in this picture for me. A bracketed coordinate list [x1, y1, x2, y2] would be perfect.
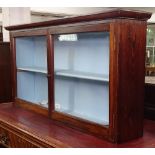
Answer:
[0, 42, 12, 103]
[1, 9, 151, 145]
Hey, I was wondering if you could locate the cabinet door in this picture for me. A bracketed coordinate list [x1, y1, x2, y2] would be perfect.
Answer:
[54, 32, 110, 126]
[15, 36, 49, 109]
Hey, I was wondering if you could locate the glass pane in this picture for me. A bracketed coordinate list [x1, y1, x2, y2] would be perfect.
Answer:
[54, 32, 109, 125]
[16, 36, 47, 72]
[16, 36, 48, 108]
[17, 72, 48, 108]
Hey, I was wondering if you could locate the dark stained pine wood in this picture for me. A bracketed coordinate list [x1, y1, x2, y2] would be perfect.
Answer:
[0, 42, 12, 103]
[3, 9, 152, 145]
[47, 34, 55, 116]
[15, 98, 48, 117]
[5, 9, 151, 31]
[110, 19, 147, 142]
[51, 111, 109, 140]
[10, 29, 47, 37]
[10, 36, 17, 103]
[48, 23, 110, 34]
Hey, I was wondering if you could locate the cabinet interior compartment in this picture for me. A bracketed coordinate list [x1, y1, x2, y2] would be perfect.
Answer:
[55, 77, 109, 125]
[16, 36, 47, 73]
[17, 71, 48, 108]
[54, 32, 110, 125]
[15, 36, 48, 108]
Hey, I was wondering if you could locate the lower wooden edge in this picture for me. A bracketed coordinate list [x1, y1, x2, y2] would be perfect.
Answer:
[14, 99, 116, 143]
[114, 131, 143, 144]
[51, 111, 114, 142]
[15, 98, 48, 117]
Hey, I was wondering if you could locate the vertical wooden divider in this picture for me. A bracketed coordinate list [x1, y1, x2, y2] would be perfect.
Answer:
[47, 33, 55, 117]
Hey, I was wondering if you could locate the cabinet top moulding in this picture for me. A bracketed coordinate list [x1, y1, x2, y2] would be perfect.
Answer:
[5, 9, 151, 31]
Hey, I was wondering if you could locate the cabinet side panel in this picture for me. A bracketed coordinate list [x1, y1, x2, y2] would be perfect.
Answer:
[116, 20, 147, 142]
[109, 22, 120, 142]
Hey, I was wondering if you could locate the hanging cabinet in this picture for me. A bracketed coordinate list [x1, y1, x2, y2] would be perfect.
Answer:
[0, 9, 151, 147]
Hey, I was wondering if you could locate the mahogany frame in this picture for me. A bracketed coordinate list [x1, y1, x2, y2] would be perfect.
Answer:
[10, 30, 49, 117]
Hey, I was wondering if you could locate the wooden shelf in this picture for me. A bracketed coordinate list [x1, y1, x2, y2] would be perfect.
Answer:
[17, 67, 47, 74]
[55, 70, 109, 82]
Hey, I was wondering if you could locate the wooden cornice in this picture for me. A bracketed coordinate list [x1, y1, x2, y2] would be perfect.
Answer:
[5, 9, 152, 31]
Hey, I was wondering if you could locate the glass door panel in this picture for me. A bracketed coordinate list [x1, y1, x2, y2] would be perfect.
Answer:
[54, 32, 109, 125]
[16, 36, 48, 108]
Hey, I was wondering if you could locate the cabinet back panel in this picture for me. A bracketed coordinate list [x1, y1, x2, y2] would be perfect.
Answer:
[16, 36, 47, 70]
[54, 32, 109, 75]
[54, 32, 110, 125]
[55, 77, 109, 125]
[17, 72, 48, 107]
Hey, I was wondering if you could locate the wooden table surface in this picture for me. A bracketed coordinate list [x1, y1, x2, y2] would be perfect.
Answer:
[0, 102, 155, 148]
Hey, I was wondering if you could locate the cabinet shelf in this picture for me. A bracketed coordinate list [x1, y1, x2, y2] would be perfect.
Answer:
[55, 70, 109, 82]
[17, 67, 47, 74]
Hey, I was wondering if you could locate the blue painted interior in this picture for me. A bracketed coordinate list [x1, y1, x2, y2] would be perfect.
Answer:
[54, 32, 110, 125]
[17, 72, 48, 107]
[54, 32, 109, 75]
[16, 36, 48, 108]
[16, 36, 47, 70]
[55, 77, 109, 125]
